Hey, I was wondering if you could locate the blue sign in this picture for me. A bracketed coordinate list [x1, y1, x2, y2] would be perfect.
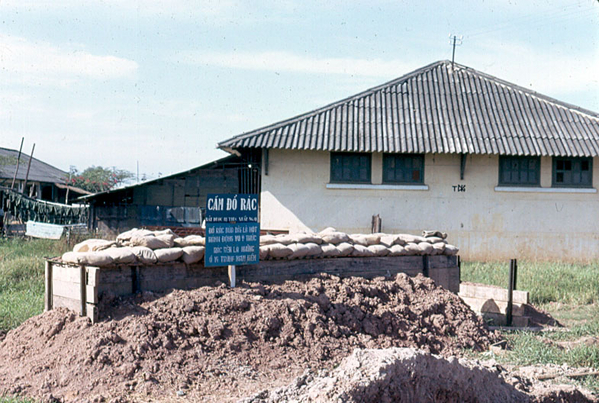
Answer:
[205, 194, 259, 223]
[205, 194, 260, 267]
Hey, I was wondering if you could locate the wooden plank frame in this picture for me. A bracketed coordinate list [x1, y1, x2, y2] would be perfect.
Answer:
[47, 255, 459, 323]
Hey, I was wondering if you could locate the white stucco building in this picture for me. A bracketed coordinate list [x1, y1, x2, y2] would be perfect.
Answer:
[219, 61, 599, 262]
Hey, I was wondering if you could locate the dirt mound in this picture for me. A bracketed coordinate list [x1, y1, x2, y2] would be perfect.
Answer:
[0, 273, 497, 402]
[243, 348, 597, 403]
[242, 347, 529, 402]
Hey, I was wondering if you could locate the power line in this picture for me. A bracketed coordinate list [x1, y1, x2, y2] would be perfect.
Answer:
[464, 1, 596, 38]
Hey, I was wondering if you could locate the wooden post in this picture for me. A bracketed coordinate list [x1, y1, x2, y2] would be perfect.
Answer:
[506, 259, 516, 326]
[371, 214, 382, 233]
[80, 265, 86, 317]
[45, 260, 53, 311]
[422, 255, 429, 278]
[132, 266, 140, 294]
[228, 265, 236, 288]
[22, 143, 35, 195]
[10, 137, 24, 190]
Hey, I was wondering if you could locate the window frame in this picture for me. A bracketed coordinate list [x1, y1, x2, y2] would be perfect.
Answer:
[498, 156, 541, 187]
[382, 153, 425, 185]
[329, 152, 371, 184]
[552, 157, 593, 188]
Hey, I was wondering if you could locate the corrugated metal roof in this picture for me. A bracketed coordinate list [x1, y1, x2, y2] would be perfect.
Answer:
[79, 154, 241, 201]
[0, 147, 66, 183]
[218, 60, 599, 157]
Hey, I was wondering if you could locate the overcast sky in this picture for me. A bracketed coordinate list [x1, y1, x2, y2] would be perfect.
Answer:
[1, 0, 598, 180]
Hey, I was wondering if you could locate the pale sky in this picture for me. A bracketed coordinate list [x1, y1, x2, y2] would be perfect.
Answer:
[1, 0, 598, 181]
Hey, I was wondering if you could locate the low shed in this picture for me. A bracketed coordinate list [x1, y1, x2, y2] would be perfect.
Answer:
[80, 154, 260, 234]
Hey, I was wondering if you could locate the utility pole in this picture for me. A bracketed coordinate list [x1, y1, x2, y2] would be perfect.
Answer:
[448, 34, 463, 71]
[23, 143, 35, 197]
[10, 137, 24, 190]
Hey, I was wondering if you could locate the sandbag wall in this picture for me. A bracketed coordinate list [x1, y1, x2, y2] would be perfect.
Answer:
[47, 228, 460, 322]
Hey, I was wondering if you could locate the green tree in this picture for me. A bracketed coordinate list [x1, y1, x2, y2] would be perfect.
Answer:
[67, 166, 134, 193]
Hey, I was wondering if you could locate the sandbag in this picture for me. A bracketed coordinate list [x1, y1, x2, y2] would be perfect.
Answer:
[321, 231, 350, 245]
[62, 251, 114, 267]
[368, 244, 389, 257]
[157, 233, 176, 248]
[292, 232, 323, 245]
[154, 247, 184, 263]
[173, 237, 187, 247]
[260, 234, 278, 246]
[116, 228, 153, 243]
[432, 242, 446, 255]
[318, 227, 337, 235]
[393, 236, 407, 246]
[399, 234, 425, 244]
[417, 242, 433, 255]
[288, 243, 310, 260]
[404, 243, 421, 255]
[365, 233, 383, 245]
[304, 242, 322, 258]
[269, 243, 293, 259]
[351, 244, 376, 257]
[424, 237, 446, 244]
[151, 228, 176, 238]
[349, 235, 369, 246]
[423, 230, 448, 240]
[259, 245, 270, 260]
[321, 243, 341, 258]
[181, 246, 205, 264]
[129, 234, 173, 250]
[336, 242, 354, 257]
[73, 239, 115, 252]
[181, 235, 205, 246]
[104, 247, 136, 264]
[130, 246, 158, 264]
[379, 235, 396, 247]
[444, 244, 459, 256]
[274, 234, 295, 245]
[388, 244, 407, 256]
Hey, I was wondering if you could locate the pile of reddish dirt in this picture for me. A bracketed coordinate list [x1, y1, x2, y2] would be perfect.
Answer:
[0, 273, 497, 402]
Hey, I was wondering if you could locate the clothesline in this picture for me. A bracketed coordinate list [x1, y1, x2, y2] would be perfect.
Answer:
[0, 186, 89, 225]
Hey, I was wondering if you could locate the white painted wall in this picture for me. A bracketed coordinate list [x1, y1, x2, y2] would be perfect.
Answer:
[260, 149, 599, 262]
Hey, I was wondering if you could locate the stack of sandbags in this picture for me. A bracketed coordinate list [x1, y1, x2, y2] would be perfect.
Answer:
[61, 229, 206, 267]
[258, 228, 459, 261]
[61, 227, 460, 267]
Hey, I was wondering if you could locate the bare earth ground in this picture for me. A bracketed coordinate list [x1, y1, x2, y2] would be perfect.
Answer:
[0, 273, 595, 402]
[242, 348, 596, 403]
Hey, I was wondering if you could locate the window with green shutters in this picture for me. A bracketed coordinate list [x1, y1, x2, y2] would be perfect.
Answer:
[383, 154, 424, 184]
[498, 156, 540, 186]
[552, 157, 592, 188]
[330, 152, 371, 183]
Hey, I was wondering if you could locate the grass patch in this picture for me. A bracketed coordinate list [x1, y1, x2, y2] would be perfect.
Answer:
[464, 261, 599, 393]
[497, 319, 599, 393]
[0, 238, 70, 333]
[461, 261, 599, 305]
[0, 398, 37, 403]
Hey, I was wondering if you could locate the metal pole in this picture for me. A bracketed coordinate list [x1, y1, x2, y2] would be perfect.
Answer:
[512, 259, 518, 290]
[228, 265, 236, 288]
[506, 259, 515, 326]
[10, 137, 24, 190]
[451, 35, 457, 70]
[22, 143, 35, 196]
